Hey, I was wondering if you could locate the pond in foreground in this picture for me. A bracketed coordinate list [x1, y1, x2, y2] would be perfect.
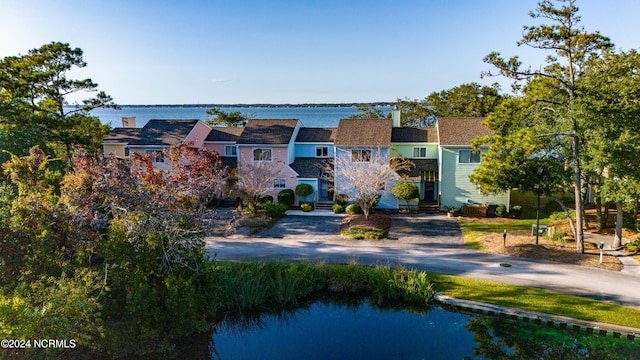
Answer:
[209, 298, 640, 359]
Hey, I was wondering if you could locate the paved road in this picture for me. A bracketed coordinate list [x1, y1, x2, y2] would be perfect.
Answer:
[206, 214, 640, 309]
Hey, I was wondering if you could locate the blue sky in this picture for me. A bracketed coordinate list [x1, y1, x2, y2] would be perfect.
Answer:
[2, 0, 639, 104]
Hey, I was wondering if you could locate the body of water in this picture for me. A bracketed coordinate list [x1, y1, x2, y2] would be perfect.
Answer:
[208, 299, 640, 359]
[87, 106, 393, 129]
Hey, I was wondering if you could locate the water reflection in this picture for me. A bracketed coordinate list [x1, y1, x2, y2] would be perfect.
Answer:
[200, 297, 639, 359]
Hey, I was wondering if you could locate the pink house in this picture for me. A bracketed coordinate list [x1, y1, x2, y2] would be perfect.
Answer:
[203, 127, 244, 168]
[235, 119, 301, 198]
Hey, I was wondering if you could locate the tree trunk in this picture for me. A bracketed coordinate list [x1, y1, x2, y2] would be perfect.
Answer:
[571, 125, 584, 254]
[582, 185, 589, 229]
[614, 201, 623, 249]
[634, 198, 639, 232]
[595, 191, 602, 231]
[603, 202, 610, 228]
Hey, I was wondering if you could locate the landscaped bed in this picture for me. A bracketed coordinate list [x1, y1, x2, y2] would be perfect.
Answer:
[339, 212, 391, 239]
[459, 217, 626, 271]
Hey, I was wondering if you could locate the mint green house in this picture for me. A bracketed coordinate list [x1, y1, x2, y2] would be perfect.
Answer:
[436, 117, 509, 210]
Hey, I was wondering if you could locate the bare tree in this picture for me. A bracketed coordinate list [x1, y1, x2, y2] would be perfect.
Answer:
[331, 147, 410, 219]
[237, 157, 287, 213]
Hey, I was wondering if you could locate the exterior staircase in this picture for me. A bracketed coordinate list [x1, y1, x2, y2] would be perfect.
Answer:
[219, 198, 238, 208]
[419, 201, 440, 214]
[314, 200, 334, 211]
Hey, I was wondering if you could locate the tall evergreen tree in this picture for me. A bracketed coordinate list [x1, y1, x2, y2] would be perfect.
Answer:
[482, 0, 613, 253]
[0, 42, 116, 166]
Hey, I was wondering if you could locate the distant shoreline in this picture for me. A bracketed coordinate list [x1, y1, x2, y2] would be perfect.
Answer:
[106, 103, 394, 108]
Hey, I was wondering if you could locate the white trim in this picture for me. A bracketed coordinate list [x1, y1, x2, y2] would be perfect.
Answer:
[288, 165, 300, 177]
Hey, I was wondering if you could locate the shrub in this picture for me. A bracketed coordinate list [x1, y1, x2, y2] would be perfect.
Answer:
[332, 204, 344, 213]
[277, 189, 295, 207]
[549, 209, 576, 221]
[548, 228, 567, 243]
[391, 182, 419, 208]
[301, 203, 313, 212]
[335, 193, 349, 206]
[345, 203, 362, 215]
[495, 204, 507, 217]
[625, 239, 640, 252]
[510, 205, 523, 217]
[263, 202, 289, 218]
[259, 195, 274, 204]
[295, 184, 313, 202]
[341, 226, 385, 240]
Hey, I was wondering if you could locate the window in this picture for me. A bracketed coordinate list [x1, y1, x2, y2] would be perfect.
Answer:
[124, 147, 130, 157]
[273, 179, 287, 189]
[413, 147, 427, 158]
[145, 148, 165, 163]
[458, 149, 481, 164]
[316, 146, 329, 158]
[351, 149, 371, 162]
[253, 148, 272, 161]
[224, 145, 237, 156]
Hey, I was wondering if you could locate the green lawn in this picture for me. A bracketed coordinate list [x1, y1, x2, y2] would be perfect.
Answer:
[429, 273, 640, 329]
[458, 218, 551, 250]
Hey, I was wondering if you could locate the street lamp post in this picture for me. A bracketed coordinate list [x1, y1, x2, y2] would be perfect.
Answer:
[536, 167, 543, 245]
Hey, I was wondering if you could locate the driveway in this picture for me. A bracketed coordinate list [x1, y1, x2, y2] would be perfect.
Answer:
[258, 214, 342, 239]
[387, 214, 463, 244]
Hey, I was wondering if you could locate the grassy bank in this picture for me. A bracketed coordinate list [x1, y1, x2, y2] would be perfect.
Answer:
[430, 273, 640, 329]
[207, 261, 434, 314]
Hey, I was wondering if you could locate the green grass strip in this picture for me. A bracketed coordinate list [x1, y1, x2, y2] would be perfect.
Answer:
[429, 273, 640, 329]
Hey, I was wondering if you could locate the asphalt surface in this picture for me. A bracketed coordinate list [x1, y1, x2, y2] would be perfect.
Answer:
[206, 213, 640, 309]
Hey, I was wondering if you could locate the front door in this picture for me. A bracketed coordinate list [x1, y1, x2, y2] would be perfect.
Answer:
[320, 178, 329, 199]
[423, 182, 435, 202]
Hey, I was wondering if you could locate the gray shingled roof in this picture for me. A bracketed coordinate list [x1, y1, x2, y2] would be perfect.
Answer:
[102, 128, 141, 144]
[437, 117, 491, 146]
[334, 119, 392, 146]
[290, 157, 333, 178]
[236, 119, 299, 145]
[391, 127, 438, 143]
[205, 127, 244, 142]
[398, 159, 439, 178]
[295, 128, 337, 142]
[128, 119, 199, 146]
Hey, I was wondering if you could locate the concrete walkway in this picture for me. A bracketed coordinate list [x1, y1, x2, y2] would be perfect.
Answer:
[584, 232, 640, 275]
[206, 214, 640, 309]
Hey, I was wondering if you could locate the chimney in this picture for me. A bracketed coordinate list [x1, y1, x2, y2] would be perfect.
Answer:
[122, 117, 136, 128]
[392, 105, 401, 127]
